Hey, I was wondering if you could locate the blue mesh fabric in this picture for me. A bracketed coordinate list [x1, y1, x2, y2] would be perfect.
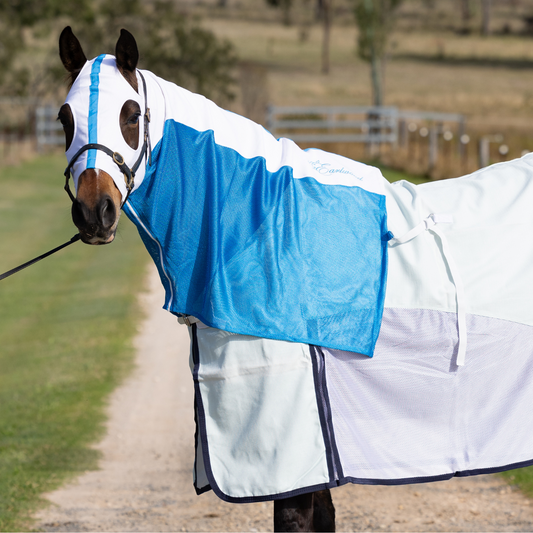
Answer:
[124, 119, 389, 355]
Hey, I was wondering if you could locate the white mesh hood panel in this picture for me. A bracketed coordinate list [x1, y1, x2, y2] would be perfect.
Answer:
[64, 54, 147, 200]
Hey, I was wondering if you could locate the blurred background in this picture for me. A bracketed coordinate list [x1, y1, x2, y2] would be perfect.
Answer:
[3, 0, 533, 178]
[5, 2, 533, 530]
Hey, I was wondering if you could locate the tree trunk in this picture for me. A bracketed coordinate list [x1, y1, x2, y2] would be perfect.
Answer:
[460, 0, 471, 33]
[370, 50, 383, 107]
[481, 0, 491, 36]
[321, 0, 331, 74]
[282, 0, 292, 25]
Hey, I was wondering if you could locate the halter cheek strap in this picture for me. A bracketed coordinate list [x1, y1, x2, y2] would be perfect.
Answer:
[63, 71, 152, 207]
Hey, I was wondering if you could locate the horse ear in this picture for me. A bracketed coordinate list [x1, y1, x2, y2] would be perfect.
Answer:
[115, 29, 139, 92]
[59, 26, 87, 83]
[116, 29, 139, 74]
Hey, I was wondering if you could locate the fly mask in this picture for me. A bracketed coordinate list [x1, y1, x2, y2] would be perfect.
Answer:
[63, 54, 152, 206]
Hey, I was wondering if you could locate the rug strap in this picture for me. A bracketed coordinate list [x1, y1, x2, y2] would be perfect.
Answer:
[388, 214, 467, 367]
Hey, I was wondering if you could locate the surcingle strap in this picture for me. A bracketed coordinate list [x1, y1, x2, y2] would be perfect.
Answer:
[389, 214, 467, 366]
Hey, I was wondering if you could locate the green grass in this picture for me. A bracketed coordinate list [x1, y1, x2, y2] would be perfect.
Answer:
[375, 164, 431, 185]
[0, 155, 149, 531]
[501, 467, 533, 498]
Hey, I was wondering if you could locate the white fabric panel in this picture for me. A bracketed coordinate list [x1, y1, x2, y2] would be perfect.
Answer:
[324, 307, 533, 481]
[195, 327, 329, 498]
[385, 154, 533, 326]
[152, 75, 385, 194]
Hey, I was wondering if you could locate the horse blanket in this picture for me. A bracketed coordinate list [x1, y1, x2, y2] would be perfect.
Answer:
[191, 155, 533, 502]
[64, 55, 533, 502]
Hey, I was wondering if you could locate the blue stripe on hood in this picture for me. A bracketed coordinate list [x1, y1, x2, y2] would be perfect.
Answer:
[87, 54, 105, 168]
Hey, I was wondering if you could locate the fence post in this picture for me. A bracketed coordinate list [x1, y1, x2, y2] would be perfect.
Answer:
[478, 137, 490, 168]
[399, 119, 407, 148]
[266, 105, 274, 133]
[429, 123, 438, 173]
[458, 118, 466, 159]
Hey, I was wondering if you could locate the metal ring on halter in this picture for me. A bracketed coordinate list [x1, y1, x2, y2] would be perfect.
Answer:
[113, 152, 125, 166]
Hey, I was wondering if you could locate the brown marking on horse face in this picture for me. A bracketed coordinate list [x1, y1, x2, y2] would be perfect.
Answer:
[72, 169, 123, 245]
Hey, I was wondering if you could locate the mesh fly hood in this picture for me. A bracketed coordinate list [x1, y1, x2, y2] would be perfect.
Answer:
[65, 54, 147, 200]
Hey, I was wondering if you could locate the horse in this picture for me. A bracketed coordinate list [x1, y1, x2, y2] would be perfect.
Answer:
[59, 26, 336, 531]
[59, 26, 533, 532]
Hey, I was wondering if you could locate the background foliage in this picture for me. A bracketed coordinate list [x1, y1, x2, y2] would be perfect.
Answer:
[0, 0, 237, 104]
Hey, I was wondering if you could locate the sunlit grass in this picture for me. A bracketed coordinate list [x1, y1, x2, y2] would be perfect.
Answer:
[0, 155, 149, 531]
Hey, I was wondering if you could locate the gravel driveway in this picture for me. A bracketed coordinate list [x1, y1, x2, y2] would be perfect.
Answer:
[35, 266, 533, 532]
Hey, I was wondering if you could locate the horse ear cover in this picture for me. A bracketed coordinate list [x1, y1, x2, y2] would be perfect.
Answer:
[115, 29, 139, 73]
[59, 26, 87, 75]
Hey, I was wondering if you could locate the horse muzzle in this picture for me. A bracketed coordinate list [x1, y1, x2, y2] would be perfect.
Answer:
[72, 195, 120, 245]
[71, 168, 122, 245]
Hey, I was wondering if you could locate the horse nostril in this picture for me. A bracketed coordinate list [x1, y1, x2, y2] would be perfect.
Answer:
[98, 196, 117, 230]
[72, 199, 90, 229]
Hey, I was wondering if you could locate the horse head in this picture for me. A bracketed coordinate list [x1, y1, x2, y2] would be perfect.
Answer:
[59, 26, 149, 245]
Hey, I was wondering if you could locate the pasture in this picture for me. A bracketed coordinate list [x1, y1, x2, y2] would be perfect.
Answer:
[199, 8, 533, 175]
[0, 155, 148, 531]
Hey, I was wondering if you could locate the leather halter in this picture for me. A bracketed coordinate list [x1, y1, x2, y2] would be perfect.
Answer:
[63, 70, 152, 207]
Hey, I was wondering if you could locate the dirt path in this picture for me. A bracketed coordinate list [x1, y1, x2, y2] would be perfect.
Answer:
[35, 266, 533, 532]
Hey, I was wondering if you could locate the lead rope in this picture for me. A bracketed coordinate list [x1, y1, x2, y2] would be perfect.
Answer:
[0, 234, 81, 281]
[389, 214, 467, 366]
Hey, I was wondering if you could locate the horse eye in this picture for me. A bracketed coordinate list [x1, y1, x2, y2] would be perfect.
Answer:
[128, 113, 141, 126]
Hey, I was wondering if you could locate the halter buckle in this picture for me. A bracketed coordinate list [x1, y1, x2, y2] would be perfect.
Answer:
[123, 171, 134, 192]
[113, 152, 125, 166]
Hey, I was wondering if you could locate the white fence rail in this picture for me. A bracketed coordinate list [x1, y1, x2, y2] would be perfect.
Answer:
[33, 103, 473, 173]
[36, 105, 64, 150]
[267, 105, 465, 147]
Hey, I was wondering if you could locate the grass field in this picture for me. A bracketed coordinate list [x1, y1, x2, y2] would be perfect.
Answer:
[0, 155, 149, 531]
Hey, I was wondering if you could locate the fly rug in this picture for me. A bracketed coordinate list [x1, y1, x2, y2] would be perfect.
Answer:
[59, 27, 533, 531]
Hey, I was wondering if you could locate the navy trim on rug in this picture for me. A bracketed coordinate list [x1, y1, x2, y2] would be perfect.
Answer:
[192, 327, 533, 502]
[310, 345, 344, 484]
[192, 327, 340, 503]
[191, 325, 213, 496]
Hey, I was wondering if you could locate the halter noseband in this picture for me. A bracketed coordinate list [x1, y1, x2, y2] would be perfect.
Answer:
[63, 71, 152, 207]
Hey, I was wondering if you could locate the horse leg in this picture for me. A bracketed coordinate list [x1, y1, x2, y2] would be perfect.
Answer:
[312, 489, 336, 532]
[274, 493, 314, 532]
[273, 489, 335, 532]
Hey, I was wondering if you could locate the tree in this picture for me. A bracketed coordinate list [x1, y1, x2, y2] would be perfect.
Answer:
[353, 0, 403, 106]
[138, 1, 237, 103]
[0, 0, 237, 105]
[460, 0, 473, 34]
[0, 0, 94, 96]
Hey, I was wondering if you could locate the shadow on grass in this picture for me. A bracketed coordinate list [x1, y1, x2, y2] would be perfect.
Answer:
[394, 53, 533, 70]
